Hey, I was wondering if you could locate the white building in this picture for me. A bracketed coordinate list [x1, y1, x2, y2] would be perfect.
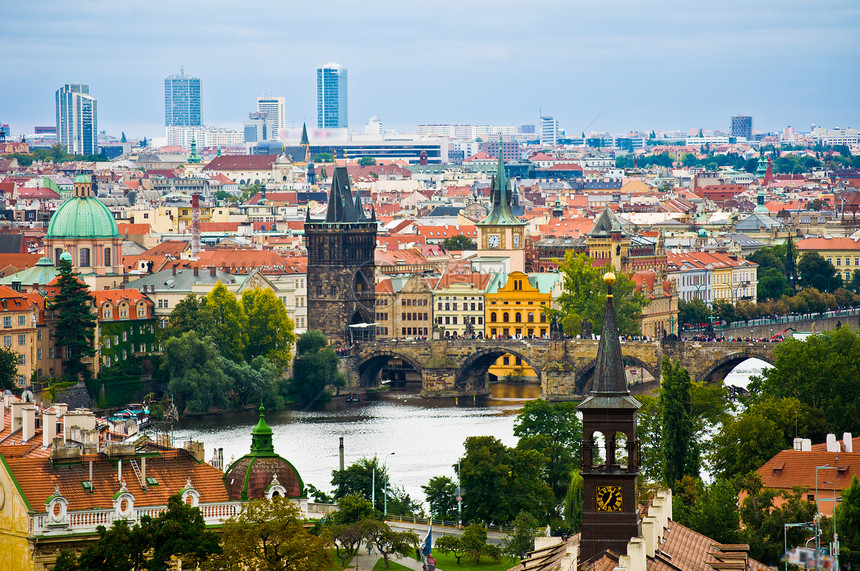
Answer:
[540, 115, 558, 146]
[166, 125, 243, 149]
[257, 96, 285, 140]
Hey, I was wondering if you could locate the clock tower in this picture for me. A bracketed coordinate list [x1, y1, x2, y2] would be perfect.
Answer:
[577, 273, 642, 565]
[476, 143, 527, 271]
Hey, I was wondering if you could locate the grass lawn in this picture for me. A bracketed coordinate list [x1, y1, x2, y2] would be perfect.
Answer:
[430, 552, 519, 571]
[372, 559, 413, 570]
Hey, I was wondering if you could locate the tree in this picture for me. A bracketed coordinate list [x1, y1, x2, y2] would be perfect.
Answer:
[205, 281, 247, 362]
[121, 132, 127, 143]
[331, 457, 388, 508]
[215, 497, 332, 571]
[460, 524, 501, 564]
[563, 469, 583, 531]
[661, 359, 698, 486]
[329, 493, 376, 525]
[364, 519, 419, 569]
[49, 256, 96, 382]
[798, 252, 840, 292]
[513, 399, 582, 505]
[711, 299, 735, 324]
[221, 355, 283, 410]
[548, 252, 648, 336]
[326, 521, 368, 568]
[434, 535, 467, 564]
[422, 475, 458, 520]
[164, 331, 229, 413]
[357, 156, 376, 166]
[678, 298, 710, 328]
[441, 234, 476, 251]
[161, 294, 214, 343]
[145, 494, 221, 571]
[504, 511, 538, 558]
[241, 287, 296, 368]
[290, 331, 345, 404]
[458, 436, 554, 525]
[313, 153, 333, 163]
[635, 394, 663, 482]
[835, 475, 860, 553]
[749, 327, 860, 434]
[685, 479, 740, 544]
[0, 346, 19, 391]
[710, 397, 828, 480]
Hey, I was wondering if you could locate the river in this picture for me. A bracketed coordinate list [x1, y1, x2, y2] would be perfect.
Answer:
[173, 383, 542, 506]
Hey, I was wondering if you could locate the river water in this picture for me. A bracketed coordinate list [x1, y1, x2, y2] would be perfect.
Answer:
[173, 383, 542, 506]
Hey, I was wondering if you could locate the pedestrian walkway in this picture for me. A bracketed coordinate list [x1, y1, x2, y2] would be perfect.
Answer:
[350, 549, 434, 571]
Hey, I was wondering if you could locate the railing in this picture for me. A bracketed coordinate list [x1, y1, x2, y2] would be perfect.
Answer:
[684, 306, 860, 334]
[32, 500, 243, 536]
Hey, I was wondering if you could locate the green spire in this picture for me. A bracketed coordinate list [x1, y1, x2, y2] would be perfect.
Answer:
[496, 135, 507, 205]
[249, 404, 275, 456]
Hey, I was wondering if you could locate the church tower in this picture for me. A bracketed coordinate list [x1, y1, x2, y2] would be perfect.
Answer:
[578, 272, 641, 564]
[476, 142, 527, 271]
[305, 166, 377, 342]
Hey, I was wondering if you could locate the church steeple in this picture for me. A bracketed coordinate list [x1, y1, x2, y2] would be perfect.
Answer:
[249, 404, 276, 456]
[477, 139, 523, 227]
[577, 272, 642, 565]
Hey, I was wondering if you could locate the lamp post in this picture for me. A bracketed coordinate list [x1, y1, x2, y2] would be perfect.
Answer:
[815, 465, 837, 556]
[822, 480, 841, 570]
[383, 452, 395, 516]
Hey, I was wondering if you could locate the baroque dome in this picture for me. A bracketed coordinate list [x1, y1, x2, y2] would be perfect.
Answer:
[46, 196, 119, 239]
[223, 406, 304, 501]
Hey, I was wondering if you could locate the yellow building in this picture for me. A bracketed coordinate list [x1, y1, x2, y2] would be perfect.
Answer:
[484, 272, 557, 380]
[632, 270, 679, 338]
[0, 286, 39, 387]
[796, 237, 860, 282]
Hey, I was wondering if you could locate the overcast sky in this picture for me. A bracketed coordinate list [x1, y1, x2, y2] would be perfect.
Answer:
[2, 0, 858, 140]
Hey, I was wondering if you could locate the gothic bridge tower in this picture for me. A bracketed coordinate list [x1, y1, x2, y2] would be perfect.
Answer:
[577, 272, 642, 564]
[305, 166, 377, 342]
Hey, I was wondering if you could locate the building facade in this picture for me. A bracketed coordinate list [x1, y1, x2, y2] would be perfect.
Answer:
[540, 115, 558, 146]
[164, 67, 202, 127]
[476, 153, 527, 272]
[55, 84, 97, 156]
[730, 115, 752, 139]
[317, 63, 348, 129]
[257, 96, 285, 139]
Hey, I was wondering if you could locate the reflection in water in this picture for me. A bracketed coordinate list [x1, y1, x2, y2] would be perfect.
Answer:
[173, 383, 539, 505]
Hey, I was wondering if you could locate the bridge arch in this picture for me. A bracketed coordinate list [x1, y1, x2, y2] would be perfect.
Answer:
[574, 355, 660, 395]
[694, 350, 774, 385]
[356, 351, 424, 388]
[455, 346, 541, 395]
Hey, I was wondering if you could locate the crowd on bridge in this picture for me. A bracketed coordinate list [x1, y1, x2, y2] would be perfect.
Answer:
[681, 334, 783, 343]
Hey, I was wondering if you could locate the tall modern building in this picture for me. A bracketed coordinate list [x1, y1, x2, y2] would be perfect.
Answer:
[55, 84, 98, 155]
[540, 115, 558, 146]
[317, 63, 348, 129]
[257, 96, 285, 139]
[164, 67, 202, 127]
[731, 115, 752, 139]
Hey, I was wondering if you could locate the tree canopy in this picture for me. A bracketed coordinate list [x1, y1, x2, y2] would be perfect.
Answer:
[661, 359, 699, 487]
[241, 287, 296, 368]
[49, 256, 96, 382]
[548, 252, 648, 336]
[441, 234, 476, 251]
[798, 251, 841, 292]
[0, 346, 19, 391]
[289, 330, 345, 404]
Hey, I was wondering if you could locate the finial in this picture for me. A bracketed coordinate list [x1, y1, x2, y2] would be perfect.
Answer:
[259, 402, 265, 416]
[603, 272, 616, 287]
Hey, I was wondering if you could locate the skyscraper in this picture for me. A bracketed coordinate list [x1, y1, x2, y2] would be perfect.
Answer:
[539, 115, 558, 146]
[164, 67, 202, 127]
[55, 84, 98, 156]
[317, 63, 348, 129]
[257, 96, 285, 139]
[731, 115, 752, 139]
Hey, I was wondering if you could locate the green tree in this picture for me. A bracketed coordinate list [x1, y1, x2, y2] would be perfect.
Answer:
[290, 330, 345, 404]
[164, 331, 229, 413]
[441, 234, 476, 251]
[160, 294, 214, 343]
[460, 524, 501, 564]
[145, 494, 221, 571]
[331, 457, 389, 509]
[835, 475, 860, 553]
[459, 436, 554, 525]
[749, 327, 860, 433]
[329, 493, 376, 525]
[686, 479, 740, 544]
[678, 298, 710, 328]
[562, 469, 584, 532]
[549, 252, 648, 336]
[357, 156, 376, 166]
[364, 519, 419, 569]
[205, 281, 247, 362]
[513, 399, 582, 505]
[710, 397, 828, 480]
[421, 475, 458, 520]
[64, 519, 149, 571]
[504, 510, 539, 558]
[660, 359, 698, 486]
[241, 287, 296, 368]
[798, 252, 841, 292]
[635, 394, 663, 482]
[0, 346, 19, 391]
[711, 299, 735, 324]
[49, 256, 97, 382]
[434, 535, 467, 564]
[222, 355, 283, 410]
[313, 153, 333, 163]
[215, 497, 332, 571]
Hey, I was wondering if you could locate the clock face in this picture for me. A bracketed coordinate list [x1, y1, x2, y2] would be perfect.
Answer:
[488, 234, 500, 248]
[596, 485, 623, 512]
[513, 233, 520, 248]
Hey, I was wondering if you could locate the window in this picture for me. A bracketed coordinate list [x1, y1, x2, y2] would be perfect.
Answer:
[503, 312, 509, 322]
[18, 353, 25, 365]
[123, 349, 127, 360]
[18, 316, 25, 326]
[18, 335, 25, 346]
[104, 247, 111, 267]
[3, 336, 10, 347]
[37, 348, 42, 359]
[3, 317, 10, 328]
[79, 248, 91, 267]
[37, 330, 41, 341]
[105, 356, 111, 368]
[122, 331, 128, 341]
[49, 347, 55, 358]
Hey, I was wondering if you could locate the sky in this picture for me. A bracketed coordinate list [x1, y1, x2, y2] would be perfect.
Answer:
[2, 0, 858, 140]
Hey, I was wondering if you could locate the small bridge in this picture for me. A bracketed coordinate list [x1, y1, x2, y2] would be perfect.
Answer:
[342, 338, 776, 399]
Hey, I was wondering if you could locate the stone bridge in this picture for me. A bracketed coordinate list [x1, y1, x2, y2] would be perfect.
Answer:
[342, 338, 776, 399]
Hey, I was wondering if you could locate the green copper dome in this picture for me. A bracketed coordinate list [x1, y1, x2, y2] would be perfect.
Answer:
[74, 174, 91, 184]
[46, 196, 120, 239]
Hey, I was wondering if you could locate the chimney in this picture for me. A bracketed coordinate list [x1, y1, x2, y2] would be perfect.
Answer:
[10, 401, 24, 433]
[43, 411, 57, 448]
[826, 433, 840, 452]
[844, 433, 854, 453]
[193, 266, 199, 277]
[209, 266, 216, 277]
[172, 266, 177, 276]
[0, 400, 4, 430]
[54, 403, 67, 417]
[89, 459, 93, 486]
[801, 438, 812, 451]
[118, 459, 122, 482]
[141, 456, 146, 483]
[21, 405, 36, 443]
[793, 437, 803, 451]
[641, 516, 657, 558]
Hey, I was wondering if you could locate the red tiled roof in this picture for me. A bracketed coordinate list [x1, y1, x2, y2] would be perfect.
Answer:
[203, 155, 278, 171]
[117, 223, 151, 236]
[796, 237, 860, 251]
[91, 289, 153, 321]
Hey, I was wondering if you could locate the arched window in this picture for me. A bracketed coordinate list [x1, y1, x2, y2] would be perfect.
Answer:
[104, 247, 111, 267]
[502, 312, 509, 323]
[528, 312, 534, 322]
[490, 312, 497, 323]
[515, 313, 522, 323]
[540, 313, 547, 323]
[79, 248, 91, 267]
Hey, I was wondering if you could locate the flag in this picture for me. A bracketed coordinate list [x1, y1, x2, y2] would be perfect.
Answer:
[421, 526, 432, 558]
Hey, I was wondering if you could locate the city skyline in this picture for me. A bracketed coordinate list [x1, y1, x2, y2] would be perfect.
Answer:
[2, 1, 858, 140]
